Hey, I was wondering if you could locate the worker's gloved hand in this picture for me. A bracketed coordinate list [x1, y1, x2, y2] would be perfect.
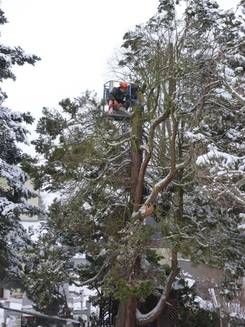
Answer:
[108, 100, 113, 109]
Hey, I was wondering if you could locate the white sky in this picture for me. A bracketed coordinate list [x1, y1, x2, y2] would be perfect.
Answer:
[1, 0, 239, 123]
[1, 0, 158, 119]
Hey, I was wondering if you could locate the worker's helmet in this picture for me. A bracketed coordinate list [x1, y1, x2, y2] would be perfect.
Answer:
[119, 81, 128, 89]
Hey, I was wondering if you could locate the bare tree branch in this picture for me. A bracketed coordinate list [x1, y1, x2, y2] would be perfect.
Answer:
[222, 79, 245, 106]
[72, 259, 109, 287]
[136, 267, 179, 325]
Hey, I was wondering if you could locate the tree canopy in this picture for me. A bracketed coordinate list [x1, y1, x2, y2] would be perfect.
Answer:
[0, 9, 40, 287]
[20, 0, 245, 325]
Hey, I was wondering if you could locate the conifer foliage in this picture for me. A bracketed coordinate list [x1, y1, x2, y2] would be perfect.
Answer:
[26, 92, 133, 317]
[27, 0, 244, 325]
[0, 9, 40, 285]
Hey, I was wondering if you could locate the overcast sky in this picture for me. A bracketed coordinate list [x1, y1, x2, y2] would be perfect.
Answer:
[1, 0, 158, 119]
[1, 0, 239, 122]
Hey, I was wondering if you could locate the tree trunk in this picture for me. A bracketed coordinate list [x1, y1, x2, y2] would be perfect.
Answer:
[115, 302, 126, 327]
[131, 98, 144, 210]
[116, 95, 144, 327]
[125, 297, 137, 327]
[115, 298, 137, 327]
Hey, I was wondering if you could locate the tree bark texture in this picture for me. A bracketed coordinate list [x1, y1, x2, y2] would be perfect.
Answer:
[116, 99, 144, 327]
[130, 100, 144, 210]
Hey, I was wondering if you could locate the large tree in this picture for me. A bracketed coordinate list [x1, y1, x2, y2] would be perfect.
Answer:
[0, 8, 40, 287]
[26, 0, 244, 325]
[115, 0, 245, 324]
[25, 93, 133, 318]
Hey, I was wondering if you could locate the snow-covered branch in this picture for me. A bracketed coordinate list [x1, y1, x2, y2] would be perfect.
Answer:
[222, 79, 245, 106]
[107, 136, 133, 147]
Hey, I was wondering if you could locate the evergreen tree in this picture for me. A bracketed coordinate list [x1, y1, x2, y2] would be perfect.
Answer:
[116, 0, 245, 324]
[25, 92, 133, 318]
[0, 8, 40, 286]
[27, 0, 244, 325]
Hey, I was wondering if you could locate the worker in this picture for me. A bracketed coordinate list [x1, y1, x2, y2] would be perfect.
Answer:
[108, 81, 130, 114]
